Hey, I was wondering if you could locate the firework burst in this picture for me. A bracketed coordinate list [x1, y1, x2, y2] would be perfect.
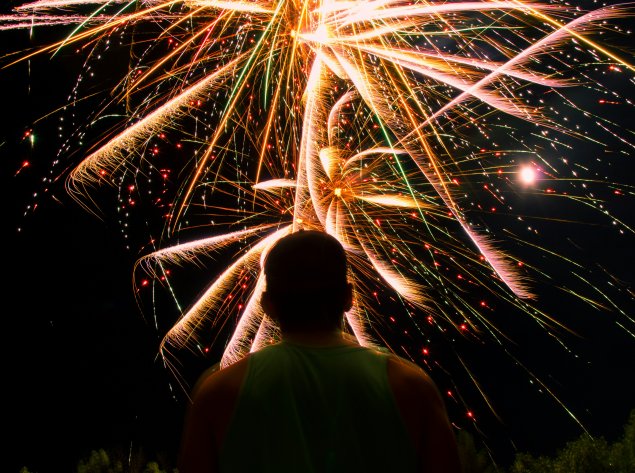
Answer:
[2, 0, 634, 446]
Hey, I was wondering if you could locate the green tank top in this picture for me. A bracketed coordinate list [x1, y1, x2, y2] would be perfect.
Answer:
[220, 341, 417, 472]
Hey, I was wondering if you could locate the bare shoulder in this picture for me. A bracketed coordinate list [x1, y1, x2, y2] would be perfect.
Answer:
[190, 356, 251, 408]
[178, 356, 251, 473]
[386, 354, 461, 473]
[386, 353, 429, 376]
[386, 354, 442, 403]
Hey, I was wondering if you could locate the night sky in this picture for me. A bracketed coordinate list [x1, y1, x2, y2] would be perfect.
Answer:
[2, 3, 635, 473]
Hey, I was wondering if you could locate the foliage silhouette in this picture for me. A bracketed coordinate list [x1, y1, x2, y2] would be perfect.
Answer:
[16, 409, 634, 472]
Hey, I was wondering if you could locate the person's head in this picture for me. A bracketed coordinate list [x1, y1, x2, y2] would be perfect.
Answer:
[262, 230, 353, 333]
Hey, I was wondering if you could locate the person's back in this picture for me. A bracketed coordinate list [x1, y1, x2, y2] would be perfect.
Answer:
[178, 230, 461, 473]
[220, 340, 417, 472]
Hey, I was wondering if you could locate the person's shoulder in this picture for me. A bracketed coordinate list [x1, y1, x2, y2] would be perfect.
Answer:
[191, 355, 251, 405]
[385, 354, 441, 402]
[386, 353, 429, 377]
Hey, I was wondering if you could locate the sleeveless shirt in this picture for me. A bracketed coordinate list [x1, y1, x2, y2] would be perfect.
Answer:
[219, 341, 418, 472]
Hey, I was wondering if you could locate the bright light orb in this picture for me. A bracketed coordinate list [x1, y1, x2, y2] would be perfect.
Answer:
[519, 166, 537, 185]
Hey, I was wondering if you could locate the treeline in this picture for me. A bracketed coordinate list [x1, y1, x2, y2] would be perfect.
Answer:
[19, 409, 634, 473]
[18, 447, 177, 473]
[459, 409, 635, 473]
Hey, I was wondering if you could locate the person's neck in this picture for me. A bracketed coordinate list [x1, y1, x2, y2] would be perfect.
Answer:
[281, 329, 358, 347]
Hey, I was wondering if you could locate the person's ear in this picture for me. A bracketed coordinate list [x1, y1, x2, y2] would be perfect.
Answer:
[261, 291, 278, 321]
[343, 283, 353, 312]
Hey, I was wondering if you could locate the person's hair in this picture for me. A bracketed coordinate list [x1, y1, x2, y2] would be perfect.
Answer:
[263, 230, 350, 331]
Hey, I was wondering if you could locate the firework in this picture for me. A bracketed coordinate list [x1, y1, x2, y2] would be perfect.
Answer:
[2, 0, 634, 442]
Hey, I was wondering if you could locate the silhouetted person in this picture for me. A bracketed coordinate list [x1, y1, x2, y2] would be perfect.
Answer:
[178, 230, 461, 473]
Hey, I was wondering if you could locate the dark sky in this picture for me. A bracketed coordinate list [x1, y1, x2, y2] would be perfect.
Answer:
[1, 25, 188, 473]
[1, 5, 634, 473]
